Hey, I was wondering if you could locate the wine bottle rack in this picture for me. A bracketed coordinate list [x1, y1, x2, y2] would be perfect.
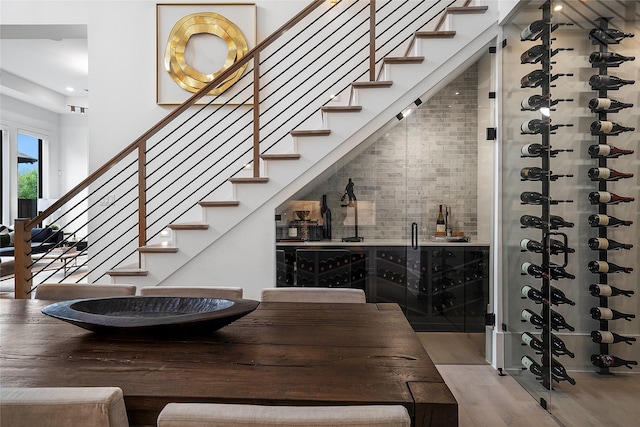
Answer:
[518, 0, 576, 388]
[375, 246, 488, 332]
[586, 17, 636, 375]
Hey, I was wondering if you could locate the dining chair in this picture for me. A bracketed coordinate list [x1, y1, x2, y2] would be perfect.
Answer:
[260, 287, 366, 303]
[0, 386, 129, 427]
[157, 403, 410, 427]
[139, 286, 243, 299]
[34, 283, 137, 300]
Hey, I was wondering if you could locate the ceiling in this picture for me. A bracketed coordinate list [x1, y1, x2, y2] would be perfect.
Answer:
[0, 24, 88, 115]
[511, 0, 639, 28]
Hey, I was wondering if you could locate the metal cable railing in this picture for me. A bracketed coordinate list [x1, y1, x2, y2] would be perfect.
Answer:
[12, 0, 470, 297]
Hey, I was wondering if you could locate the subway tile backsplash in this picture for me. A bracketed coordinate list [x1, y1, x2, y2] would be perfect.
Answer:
[295, 64, 479, 241]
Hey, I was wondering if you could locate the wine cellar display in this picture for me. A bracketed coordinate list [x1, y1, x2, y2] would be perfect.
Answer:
[518, 1, 577, 388]
[585, 16, 637, 374]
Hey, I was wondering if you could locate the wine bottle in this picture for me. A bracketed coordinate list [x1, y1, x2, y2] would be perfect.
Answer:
[521, 308, 545, 328]
[588, 191, 635, 205]
[591, 354, 638, 369]
[589, 51, 636, 66]
[521, 238, 543, 253]
[521, 143, 547, 157]
[589, 74, 635, 90]
[591, 330, 637, 345]
[543, 356, 576, 385]
[590, 121, 635, 136]
[521, 332, 545, 353]
[588, 214, 633, 227]
[520, 70, 548, 88]
[588, 237, 633, 251]
[549, 287, 576, 306]
[521, 45, 547, 64]
[549, 265, 575, 280]
[552, 334, 575, 358]
[549, 239, 575, 255]
[588, 260, 633, 274]
[520, 191, 552, 205]
[588, 144, 634, 158]
[520, 215, 545, 229]
[520, 167, 546, 181]
[521, 285, 575, 306]
[590, 306, 635, 321]
[521, 119, 550, 134]
[589, 283, 634, 298]
[550, 309, 575, 331]
[521, 94, 551, 111]
[521, 356, 550, 383]
[521, 285, 546, 304]
[521, 20, 546, 41]
[521, 262, 547, 279]
[520, 167, 569, 181]
[588, 98, 634, 113]
[549, 215, 574, 229]
[436, 204, 446, 236]
[588, 167, 634, 181]
[320, 194, 332, 240]
[589, 28, 635, 45]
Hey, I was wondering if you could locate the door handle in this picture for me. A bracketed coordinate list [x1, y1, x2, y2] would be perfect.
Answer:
[411, 222, 418, 250]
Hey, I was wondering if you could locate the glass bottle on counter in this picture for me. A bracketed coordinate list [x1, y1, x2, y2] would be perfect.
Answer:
[320, 194, 332, 240]
[436, 205, 446, 236]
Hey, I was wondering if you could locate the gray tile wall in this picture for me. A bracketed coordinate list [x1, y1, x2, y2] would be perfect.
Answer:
[299, 64, 479, 241]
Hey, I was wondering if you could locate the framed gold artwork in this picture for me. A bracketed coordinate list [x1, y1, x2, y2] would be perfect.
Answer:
[156, 3, 256, 105]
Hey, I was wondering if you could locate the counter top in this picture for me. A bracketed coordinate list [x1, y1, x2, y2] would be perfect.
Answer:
[277, 239, 490, 247]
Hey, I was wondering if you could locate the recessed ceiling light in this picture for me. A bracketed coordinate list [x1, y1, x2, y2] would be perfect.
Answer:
[554, 4, 563, 11]
[66, 86, 74, 92]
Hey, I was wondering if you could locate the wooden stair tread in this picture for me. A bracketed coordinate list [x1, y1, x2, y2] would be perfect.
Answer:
[138, 244, 179, 253]
[168, 222, 209, 230]
[290, 129, 331, 136]
[228, 177, 269, 183]
[260, 153, 301, 160]
[320, 106, 362, 112]
[352, 80, 393, 88]
[198, 201, 240, 207]
[383, 56, 425, 64]
[107, 268, 148, 277]
[416, 31, 456, 38]
[446, 6, 488, 14]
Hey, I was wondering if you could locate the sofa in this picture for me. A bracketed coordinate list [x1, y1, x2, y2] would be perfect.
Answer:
[0, 226, 64, 257]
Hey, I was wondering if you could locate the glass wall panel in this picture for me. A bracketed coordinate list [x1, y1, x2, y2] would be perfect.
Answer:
[275, 58, 492, 336]
[502, 1, 639, 424]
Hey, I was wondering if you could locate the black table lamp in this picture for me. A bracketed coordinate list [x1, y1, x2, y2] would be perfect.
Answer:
[341, 178, 363, 242]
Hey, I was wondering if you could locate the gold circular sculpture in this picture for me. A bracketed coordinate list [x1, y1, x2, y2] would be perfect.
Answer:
[164, 12, 248, 95]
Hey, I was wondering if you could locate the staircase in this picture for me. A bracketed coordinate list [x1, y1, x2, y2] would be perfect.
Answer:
[108, 4, 498, 298]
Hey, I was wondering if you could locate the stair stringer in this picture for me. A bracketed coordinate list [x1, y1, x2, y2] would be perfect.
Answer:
[110, 12, 499, 297]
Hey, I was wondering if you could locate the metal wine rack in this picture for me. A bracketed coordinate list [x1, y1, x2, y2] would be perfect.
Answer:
[519, 0, 576, 388]
[586, 17, 636, 375]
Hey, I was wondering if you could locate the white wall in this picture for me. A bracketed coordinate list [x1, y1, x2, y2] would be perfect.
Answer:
[0, 95, 62, 222]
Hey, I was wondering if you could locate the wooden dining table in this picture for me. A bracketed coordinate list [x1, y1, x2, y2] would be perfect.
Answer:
[0, 299, 457, 426]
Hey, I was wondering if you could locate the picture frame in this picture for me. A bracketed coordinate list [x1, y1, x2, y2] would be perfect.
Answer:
[156, 3, 256, 105]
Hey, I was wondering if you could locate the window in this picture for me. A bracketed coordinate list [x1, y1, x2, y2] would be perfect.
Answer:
[17, 133, 42, 219]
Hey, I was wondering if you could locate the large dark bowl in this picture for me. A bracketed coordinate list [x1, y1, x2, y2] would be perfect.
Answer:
[41, 296, 259, 335]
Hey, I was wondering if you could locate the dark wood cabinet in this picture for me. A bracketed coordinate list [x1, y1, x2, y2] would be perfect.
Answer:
[276, 243, 489, 332]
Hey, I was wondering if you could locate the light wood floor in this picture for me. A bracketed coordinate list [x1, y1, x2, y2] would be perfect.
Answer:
[418, 332, 640, 427]
[417, 333, 561, 427]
